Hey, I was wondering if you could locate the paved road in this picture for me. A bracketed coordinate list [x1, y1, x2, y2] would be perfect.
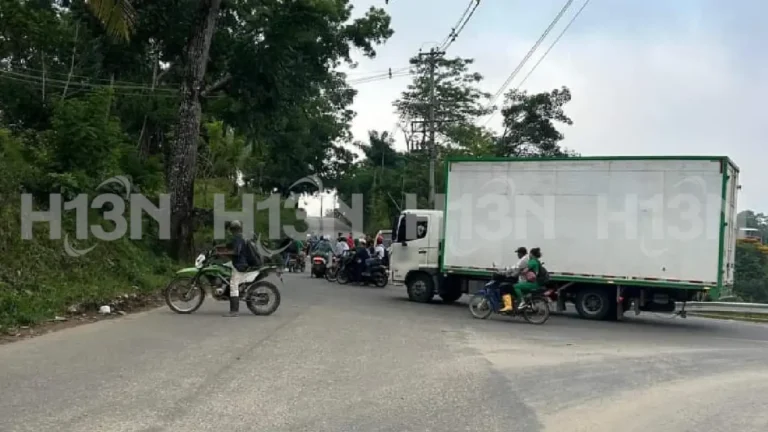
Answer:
[2, 273, 768, 432]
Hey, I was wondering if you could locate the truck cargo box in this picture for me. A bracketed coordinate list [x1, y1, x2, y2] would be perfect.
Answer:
[441, 156, 739, 290]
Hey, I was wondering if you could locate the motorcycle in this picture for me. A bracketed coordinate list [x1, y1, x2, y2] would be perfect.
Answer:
[326, 250, 355, 282]
[287, 252, 306, 273]
[164, 246, 283, 316]
[325, 255, 341, 282]
[468, 272, 551, 324]
[336, 256, 388, 287]
[310, 254, 328, 278]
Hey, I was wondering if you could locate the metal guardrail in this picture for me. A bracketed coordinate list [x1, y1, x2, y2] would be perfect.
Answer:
[677, 302, 768, 314]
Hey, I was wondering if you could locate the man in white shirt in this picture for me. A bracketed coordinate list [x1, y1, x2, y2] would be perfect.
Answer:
[512, 247, 529, 282]
[500, 247, 529, 312]
[373, 237, 386, 259]
[335, 236, 349, 256]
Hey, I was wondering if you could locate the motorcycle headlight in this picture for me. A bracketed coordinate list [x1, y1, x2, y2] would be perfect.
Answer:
[195, 253, 206, 269]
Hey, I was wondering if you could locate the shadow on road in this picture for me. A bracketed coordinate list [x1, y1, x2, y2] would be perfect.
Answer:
[381, 292, 768, 342]
[388, 296, 469, 309]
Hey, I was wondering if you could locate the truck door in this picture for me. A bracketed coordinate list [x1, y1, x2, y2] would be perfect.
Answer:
[390, 214, 430, 282]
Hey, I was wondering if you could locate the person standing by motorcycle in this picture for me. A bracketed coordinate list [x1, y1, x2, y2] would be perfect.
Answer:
[499, 247, 529, 313]
[216, 220, 249, 317]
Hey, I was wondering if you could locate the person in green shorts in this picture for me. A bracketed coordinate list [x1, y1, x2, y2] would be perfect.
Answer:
[513, 247, 543, 310]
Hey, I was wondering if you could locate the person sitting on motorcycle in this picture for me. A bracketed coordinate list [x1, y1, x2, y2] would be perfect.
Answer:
[354, 239, 371, 280]
[312, 235, 334, 264]
[511, 247, 543, 311]
[216, 220, 249, 317]
[373, 237, 386, 260]
[500, 247, 529, 312]
[335, 236, 349, 256]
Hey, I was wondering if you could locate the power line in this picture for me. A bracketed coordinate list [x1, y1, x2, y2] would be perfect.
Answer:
[516, 0, 591, 89]
[0, 68, 409, 96]
[0, 64, 180, 89]
[0, 72, 199, 98]
[482, 0, 587, 127]
[439, 0, 481, 51]
[484, 0, 576, 112]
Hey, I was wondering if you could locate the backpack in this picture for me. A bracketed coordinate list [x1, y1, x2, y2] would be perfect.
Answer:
[245, 239, 261, 268]
[536, 263, 551, 285]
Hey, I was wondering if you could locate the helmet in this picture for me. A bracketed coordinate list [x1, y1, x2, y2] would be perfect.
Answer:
[359, 239, 367, 245]
[229, 220, 242, 231]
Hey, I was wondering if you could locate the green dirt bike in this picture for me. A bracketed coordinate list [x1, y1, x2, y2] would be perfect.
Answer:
[164, 246, 283, 316]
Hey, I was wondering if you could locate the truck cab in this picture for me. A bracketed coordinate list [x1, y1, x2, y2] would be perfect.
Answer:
[390, 210, 464, 303]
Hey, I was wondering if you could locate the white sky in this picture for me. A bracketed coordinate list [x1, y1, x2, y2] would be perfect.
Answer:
[303, 0, 766, 217]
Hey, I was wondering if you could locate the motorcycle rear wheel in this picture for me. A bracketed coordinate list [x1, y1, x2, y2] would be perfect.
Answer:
[245, 281, 281, 316]
[325, 267, 338, 282]
[522, 297, 550, 325]
[373, 272, 388, 287]
[165, 276, 205, 314]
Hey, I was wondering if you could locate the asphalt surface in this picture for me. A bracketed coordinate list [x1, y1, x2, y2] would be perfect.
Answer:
[2, 272, 768, 432]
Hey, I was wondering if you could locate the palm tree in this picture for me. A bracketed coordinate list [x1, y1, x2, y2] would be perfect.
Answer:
[84, 0, 137, 42]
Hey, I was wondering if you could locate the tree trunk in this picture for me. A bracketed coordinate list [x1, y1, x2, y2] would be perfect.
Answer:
[167, 0, 223, 259]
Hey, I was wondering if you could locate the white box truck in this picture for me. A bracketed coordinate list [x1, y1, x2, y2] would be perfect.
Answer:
[389, 156, 740, 320]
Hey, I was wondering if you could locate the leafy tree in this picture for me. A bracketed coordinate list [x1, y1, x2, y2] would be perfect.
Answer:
[734, 241, 768, 302]
[494, 86, 576, 157]
[83, 0, 137, 41]
[163, 0, 393, 257]
[394, 55, 491, 150]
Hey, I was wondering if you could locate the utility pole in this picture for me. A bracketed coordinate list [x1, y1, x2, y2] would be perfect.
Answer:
[419, 48, 444, 209]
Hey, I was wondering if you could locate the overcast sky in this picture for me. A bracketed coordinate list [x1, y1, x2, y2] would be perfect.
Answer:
[303, 0, 766, 216]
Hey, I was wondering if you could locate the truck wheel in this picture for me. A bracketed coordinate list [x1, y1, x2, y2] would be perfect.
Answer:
[575, 288, 612, 320]
[439, 289, 462, 304]
[406, 273, 434, 303]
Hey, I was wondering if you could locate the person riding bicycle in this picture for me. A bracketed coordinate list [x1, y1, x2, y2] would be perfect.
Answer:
[216, 220, 249, 317]
[499, 247, 528, 312]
